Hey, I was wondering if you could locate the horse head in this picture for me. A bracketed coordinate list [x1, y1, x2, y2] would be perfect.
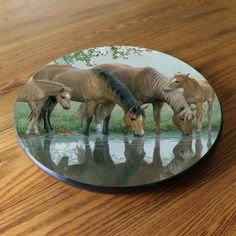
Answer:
[164, 73, 190, 91]
[172, 112, 193, 135]
[123, 104, 146, 137]
[56, 87, 72, 110]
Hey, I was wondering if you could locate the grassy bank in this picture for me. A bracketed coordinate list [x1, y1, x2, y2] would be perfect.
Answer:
[14, 101, 221, 135]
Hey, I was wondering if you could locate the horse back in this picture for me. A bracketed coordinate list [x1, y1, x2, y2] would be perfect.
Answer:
[95, 63, 157, 101]
[33, 64, 73, 81]
[198, 80, 215, 100]
[17, 80, 46, 102]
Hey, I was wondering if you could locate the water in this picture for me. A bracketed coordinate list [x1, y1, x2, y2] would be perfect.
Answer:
[19, 131, 218, 188]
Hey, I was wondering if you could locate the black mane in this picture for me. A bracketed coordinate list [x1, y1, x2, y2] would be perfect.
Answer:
[92, 68, 145, 117]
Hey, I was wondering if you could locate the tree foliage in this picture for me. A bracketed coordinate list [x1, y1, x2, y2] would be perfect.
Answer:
[54, 46, 151, 67]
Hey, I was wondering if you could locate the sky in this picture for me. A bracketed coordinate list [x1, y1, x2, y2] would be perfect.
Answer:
[70, 46, 205, 80]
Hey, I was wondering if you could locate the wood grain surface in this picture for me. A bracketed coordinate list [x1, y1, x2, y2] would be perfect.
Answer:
[0, 0, 236, 235]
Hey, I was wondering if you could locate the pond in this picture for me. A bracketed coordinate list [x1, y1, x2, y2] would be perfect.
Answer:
[19, 131, 218, 189]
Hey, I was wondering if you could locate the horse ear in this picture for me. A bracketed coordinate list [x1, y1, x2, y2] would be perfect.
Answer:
[141, 104, 149, 110]
[128, 107, 137, 119]
[185, 73, 190, 78]
[131, 104, 138, 113]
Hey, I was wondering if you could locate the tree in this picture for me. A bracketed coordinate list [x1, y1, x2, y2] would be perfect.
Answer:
[54, 46, 151, 67]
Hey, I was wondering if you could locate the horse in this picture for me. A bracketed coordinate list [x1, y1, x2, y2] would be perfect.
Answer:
[164, 73, 215, 133]
[37, 63, 193, 135]
[33, 64, 146, 136]
[92, 63, 193, 135]
[17, 80, 72, 135]
[79, 102, 192, 135]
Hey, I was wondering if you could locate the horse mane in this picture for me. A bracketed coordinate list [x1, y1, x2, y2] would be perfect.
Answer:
[92, 68, 145, 117]
[148, 68, 192, 118]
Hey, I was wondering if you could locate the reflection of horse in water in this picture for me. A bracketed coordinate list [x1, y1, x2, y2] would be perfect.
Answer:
[25, 135, 56, 170]
[75, 136, 146, 186]
[127, 136, 164, 185]
[24, 133, 212, 187]
[162, 134, 204, 179]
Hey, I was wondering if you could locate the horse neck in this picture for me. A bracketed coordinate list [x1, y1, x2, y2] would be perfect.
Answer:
[36, 81, 63, 96]
[163, 90, 191, 114]
[149, 69, 170, 98]
[181, 78, 199, 97]
[95, 69, 137, 112]
[105, 89, 126, 111]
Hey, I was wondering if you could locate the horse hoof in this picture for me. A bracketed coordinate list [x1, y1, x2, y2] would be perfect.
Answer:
[196, 129, 201, 134]
[96, 124, 103, 132]
[155, 129, 161, 135]
[46, 130, 54, 135]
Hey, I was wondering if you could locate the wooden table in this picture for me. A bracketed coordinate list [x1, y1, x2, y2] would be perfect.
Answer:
[0, 0, 235, 235]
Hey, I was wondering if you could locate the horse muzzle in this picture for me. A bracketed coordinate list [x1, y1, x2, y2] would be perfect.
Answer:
[134, 130, 145, 137]
[183, 130, 192, 136]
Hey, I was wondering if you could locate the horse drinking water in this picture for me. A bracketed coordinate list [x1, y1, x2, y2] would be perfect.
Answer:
[93, 63, 193, 135]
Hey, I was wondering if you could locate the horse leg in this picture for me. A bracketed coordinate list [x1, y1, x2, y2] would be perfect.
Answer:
[26, 101, 37, 135]
[83, 116, 93, 136]
[152, 101, 164, 134]
[207, 99, 214, 133]
[95, 105, 103, 132]
[47, 97, 57, 133]
[40, 98, 51, 133]
[83, 101, 96, 136]
[103, 115, 111, 135]
[102, 104, 115, 135]
[196, 103, 204, 133]
[33, 103, 44, 135]
[41, 97, 57, 133]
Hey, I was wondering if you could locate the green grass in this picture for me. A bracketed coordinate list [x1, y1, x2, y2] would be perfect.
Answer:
[14, 101, 221, 135]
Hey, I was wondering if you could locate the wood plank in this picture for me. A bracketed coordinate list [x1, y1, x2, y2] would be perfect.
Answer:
[0, 0, 235, 235]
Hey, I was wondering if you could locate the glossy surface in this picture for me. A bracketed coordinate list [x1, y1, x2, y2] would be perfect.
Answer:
[19, 132, 219, 189]
[14, 45, 222, 190]
[0, 0, 235, 235]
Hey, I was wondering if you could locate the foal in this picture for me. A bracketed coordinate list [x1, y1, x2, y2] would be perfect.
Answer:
[17, 80, 72, 135]
[165, 73, 215, 133]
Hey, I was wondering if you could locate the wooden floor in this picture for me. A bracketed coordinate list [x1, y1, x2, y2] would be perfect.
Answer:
[0, 0, 236, 235]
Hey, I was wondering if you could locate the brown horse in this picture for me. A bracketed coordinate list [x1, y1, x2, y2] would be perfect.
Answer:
[93, 63, 193, 135]
[17, 80, 72, 135]
[33, 64, 145, 136]
[80, 102, 192, 135]
[38, 63, 193, 135]
[164, 73, 215, 133]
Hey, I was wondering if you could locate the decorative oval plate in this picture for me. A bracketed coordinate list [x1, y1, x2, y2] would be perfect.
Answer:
[14, 46, 222, 193]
